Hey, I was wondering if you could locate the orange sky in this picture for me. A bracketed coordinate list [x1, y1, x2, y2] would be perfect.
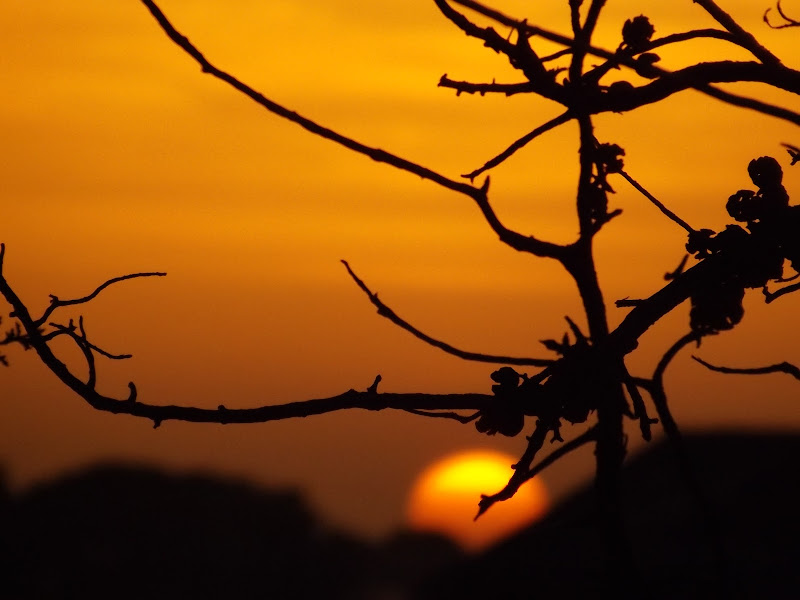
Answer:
[1, 0, 799, 539]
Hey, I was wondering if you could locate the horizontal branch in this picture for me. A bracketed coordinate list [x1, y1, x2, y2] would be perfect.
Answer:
[449, 0, 800, 128]
[649, 29, 737, 49]
[692, 355, 800, 380]
[342, 260, 553, 367]
[593, 61, 800, 125]
[438, 75, 537, 97]
[0, 245, 497, 428]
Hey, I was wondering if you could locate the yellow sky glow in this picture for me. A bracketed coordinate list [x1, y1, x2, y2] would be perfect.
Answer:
[1, 0, 799, 538]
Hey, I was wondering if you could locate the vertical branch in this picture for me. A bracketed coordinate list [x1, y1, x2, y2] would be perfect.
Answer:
[564, 106, 632, 580]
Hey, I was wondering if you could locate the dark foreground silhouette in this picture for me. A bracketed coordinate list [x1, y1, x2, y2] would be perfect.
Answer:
[2, 466, 461, 599]
[4, 432, 799, 599]
[421, 432, 800, 599]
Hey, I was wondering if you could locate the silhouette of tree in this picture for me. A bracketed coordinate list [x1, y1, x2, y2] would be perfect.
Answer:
[2, 0, 799, 586]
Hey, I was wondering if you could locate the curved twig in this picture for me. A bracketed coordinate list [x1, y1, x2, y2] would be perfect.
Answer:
[36, 272, 167, 327]
[476, 419, 550, 518]
[765, 1, 800, 29]
[44, 321, 133, 360]
[477, 423, 598, 517]
[650, 331, 705, 437]
[692, 356, 800, 380]
[341, 260, 553, 367]
[694, 0, 781, 66]
[763, 280, 800, 303]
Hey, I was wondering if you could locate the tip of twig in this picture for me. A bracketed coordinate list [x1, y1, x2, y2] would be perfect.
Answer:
[474, 500, 489, 521]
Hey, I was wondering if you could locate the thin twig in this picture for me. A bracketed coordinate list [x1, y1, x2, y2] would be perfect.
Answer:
[139, 0, 481, 201]
[341, 260, 553, 367]
[617, 169, 695, 233]
[476, 420, 550, 518]
[438, 75, 535, 97]
[45, 321, 133, 360]
[462, 110, 573, 180]
[694, 0, 781, 66]
[763, 280, 800, 303]
[403, 408, 481, 423]
[36, 272, 167, 326]
[764, 1, 800, 29]
[692, 356, 800, 380]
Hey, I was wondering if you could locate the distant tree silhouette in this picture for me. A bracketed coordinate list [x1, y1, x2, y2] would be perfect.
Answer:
[2, 0, 800, 589]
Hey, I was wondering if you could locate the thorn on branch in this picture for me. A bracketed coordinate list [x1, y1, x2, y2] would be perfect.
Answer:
[367, 374, 382, 394]
[665, 255, 690, 280]
[127, 382, 138, 403]
[615, 297, 643, 308]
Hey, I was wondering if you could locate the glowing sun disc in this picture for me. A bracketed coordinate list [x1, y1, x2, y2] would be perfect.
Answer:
[405, 449, 550, 552]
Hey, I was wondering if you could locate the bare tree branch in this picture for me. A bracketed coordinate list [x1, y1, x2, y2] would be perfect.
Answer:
[462, 110, 573, 180]
[649, 28, 738, 49]
[477, 422, 598, 517]
[341, 260, 554, 367]
[649, 331, 706, 437]
[694, 0, 782, 66]
[403, 407, 481, 423]
[617, 169, 696, 234]
[139, 0, 482, 201]
[36, 272, 166, 327]
[0, 244, 498, 428]
[476, 419, 550, 518]
[692, 355, 800, 380]
[432, 0, 564, 102]
[763, 280, 800, 303]
[438, 75, 535, 97]
[44, 320, 133, 360]
[141, 0, 573, 261]
[764, 1, 800, 29]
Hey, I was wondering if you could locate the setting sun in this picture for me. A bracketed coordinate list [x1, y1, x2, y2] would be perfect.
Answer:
[406, 449, 550, 552]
